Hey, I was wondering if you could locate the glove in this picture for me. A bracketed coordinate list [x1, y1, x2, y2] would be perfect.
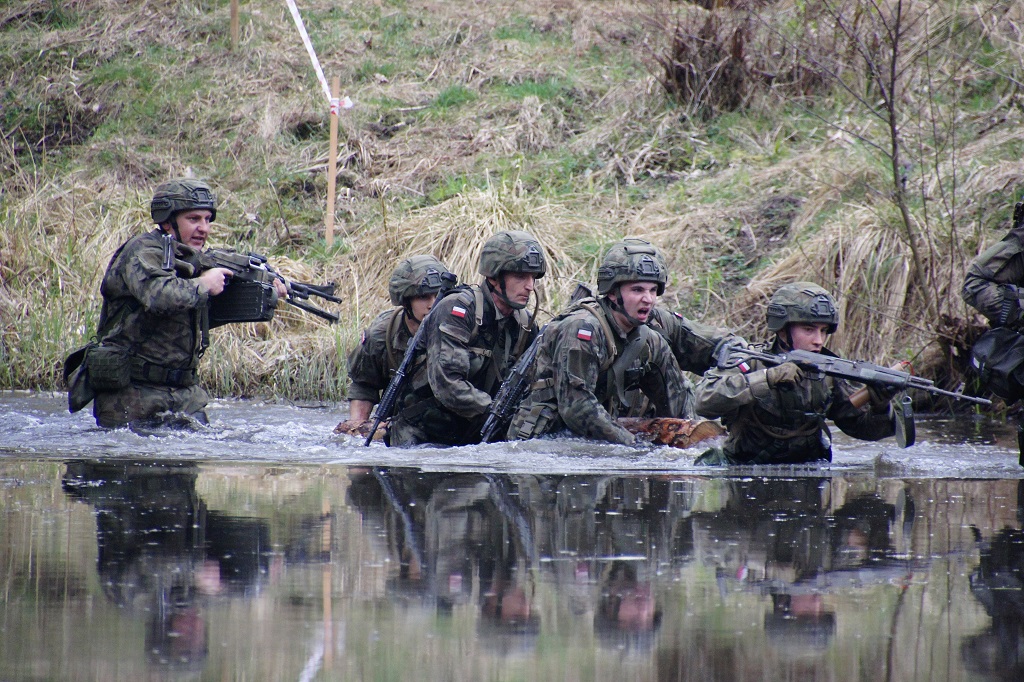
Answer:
[867, 383, 900, 407]
[765, 362, 804, 389]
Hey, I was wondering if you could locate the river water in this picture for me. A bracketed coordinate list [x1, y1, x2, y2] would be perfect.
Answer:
[2, 391, 1023, 681]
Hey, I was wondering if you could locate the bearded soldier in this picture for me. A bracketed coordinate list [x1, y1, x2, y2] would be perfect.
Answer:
[508, 238, 691, 445]
[338, 255, 456, 433]
[388, 231, 546, 446]
[72, 179, 286, 429]
[694, 282, 896, 464]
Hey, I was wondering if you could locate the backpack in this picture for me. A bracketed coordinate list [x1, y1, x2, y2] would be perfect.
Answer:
[970, 327, 1024, 401]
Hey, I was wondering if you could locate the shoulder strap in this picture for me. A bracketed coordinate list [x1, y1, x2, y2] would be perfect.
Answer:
[578, 300, 618, 371]
[383, 308, 406, 371]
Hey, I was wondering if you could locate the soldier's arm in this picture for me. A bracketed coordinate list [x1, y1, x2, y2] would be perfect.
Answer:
[428, 297, 492, 418]
[555, 320, 635, 445]
[828, 378, 896, 442]
[653, 308, 745, 375]
[637, 334, 695, 419]
[121, 238, 208, 315]
[694, 361, 768, 420]
[346, 314, 392, 404]
[962, 232, 1024, 327]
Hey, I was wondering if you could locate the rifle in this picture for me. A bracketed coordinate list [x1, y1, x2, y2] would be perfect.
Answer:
[480, 283, 593, 443]
[196, 249, 342, 324]
[720, 345, 992, 407]
[363, 286, 456, 446]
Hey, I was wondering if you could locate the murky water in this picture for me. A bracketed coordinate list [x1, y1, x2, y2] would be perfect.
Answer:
[2, 391, 1024, 681]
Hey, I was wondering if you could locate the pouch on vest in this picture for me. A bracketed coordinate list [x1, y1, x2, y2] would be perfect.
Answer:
[64, 342, 97, 412]
[970, 327, 1024, 401]
[87, 344, 132, 392]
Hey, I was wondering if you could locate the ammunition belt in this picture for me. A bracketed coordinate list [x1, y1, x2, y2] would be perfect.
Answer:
[130, 357, 197, 387]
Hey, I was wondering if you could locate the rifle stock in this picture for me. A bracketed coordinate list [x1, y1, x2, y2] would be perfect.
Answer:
[722, 346, 991, 406]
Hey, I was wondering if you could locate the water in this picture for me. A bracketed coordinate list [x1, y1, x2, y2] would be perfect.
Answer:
[2, 391, 1023, 681]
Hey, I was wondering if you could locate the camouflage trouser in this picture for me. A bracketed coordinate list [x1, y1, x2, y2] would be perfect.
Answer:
[387, 396, 484, 447]
[93, 383, 210, 429]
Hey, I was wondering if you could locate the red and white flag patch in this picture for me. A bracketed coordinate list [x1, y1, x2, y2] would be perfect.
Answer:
[451, 306, 467, 318]
[577, 327, 593, 341]
[738, 361, 751, 373]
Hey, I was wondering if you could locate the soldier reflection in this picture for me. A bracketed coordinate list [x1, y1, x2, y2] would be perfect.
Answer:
[62, 460, 270, 670]
[962, 480, 1024, 680]
[347, 468, 541, 652]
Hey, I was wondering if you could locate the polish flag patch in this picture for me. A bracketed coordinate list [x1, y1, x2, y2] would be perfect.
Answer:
[738, 361, 751, 373]
[451, 306, 467, 318]
[577, 327, 593, 341]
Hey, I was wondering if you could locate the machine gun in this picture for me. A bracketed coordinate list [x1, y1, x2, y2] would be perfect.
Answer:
[362, 282, 458, 446]
[719, 345, 992, 407]
[480, 283, 593, 443]
[172, 242, 342, 325]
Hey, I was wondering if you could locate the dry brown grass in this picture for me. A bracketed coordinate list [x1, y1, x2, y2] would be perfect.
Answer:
[3, 0, 1024, 402]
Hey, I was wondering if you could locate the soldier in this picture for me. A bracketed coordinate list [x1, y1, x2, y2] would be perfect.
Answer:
[694, 282, 896, 464]
[76, 179, 286, 429]
[962, 201, 1024, 329]
[507, 238, 691, 445]
[647, 306, 745, 378]
[338, 255, 455, 433]
[387, 230, 546, 446]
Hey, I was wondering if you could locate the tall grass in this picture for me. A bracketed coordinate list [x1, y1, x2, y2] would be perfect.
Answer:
[3, 0, 1024, 402]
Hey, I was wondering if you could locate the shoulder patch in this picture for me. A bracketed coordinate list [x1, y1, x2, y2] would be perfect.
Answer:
[451, 306, 467, 318]
[672, 311, 684, 320]
[738, 360, 751, 373]
[577, 327, 593, 341]
[360, 330, 367, 345]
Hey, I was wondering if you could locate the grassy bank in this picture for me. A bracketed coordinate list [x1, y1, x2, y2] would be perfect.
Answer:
[2, 0, 1023, 403]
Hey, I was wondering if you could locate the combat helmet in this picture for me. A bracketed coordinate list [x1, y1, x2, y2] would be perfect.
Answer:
[766, 282, 839, 334]
[150, 179, 217, 224]
[478, 231, 547, 280]
[597, 238, 669, 296]
[388, 255, 456, 305]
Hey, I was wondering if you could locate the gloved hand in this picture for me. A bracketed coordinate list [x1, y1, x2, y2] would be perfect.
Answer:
[867, 383, 901, 406]
[765, 362, 804, 388]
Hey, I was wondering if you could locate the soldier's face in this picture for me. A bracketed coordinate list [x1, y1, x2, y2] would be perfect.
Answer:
[787, 323, 829, 352]
[499, 272, 536, 307]
[618, 281, 658, 323]
[408, 293, 437, 322]
[170, 209, 214, 248]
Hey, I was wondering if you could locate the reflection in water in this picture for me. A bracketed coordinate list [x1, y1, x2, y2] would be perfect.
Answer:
[963, 480, 1024, 680]
[3, 457, 1023, 680]
[62, 460, 270, 670]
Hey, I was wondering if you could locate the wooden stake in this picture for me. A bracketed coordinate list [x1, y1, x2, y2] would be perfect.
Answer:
[230, 0, 239, 52]
[326, 75, 339, 247]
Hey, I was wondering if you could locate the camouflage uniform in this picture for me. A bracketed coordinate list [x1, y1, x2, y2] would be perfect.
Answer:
[388, 283, 537, 446]
[694, 282, 894, 464]
[92, 228, 212, 428]
[647, 307, 743, 375]
[962, 223, 1024, 329]
[346, 256, 454, 412]
[695, 341, 895, 464]
[346, 308, 415, 405]
[508, 297, 691, 445]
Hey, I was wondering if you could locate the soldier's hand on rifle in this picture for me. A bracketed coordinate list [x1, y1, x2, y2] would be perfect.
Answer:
[198, 267, 233, 296]
[273, 278, 288, 299]
[766, 362, 804, 388]
[867, 383, 901, 407]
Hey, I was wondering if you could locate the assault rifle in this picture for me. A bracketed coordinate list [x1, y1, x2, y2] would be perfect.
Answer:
[480, 283, 592, 443]
[173, 244, 342, 324]
[720, 345, 992, 407]
[363, 278, 458, 446]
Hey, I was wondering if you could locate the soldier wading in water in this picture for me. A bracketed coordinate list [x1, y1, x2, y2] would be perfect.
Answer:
[387, 231, 546, 447]
[508, 238, 691, 445]
[694, 282, 897, 465]
[66, 179, 286, 429]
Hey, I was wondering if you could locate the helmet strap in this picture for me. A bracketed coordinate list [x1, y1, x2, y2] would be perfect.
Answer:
[607, 288, 646, 329]
[166, 216, 183, 243]
[489, 275, 528, 311]
[775, 327, 794, 352]
[403, 301, 424, 326]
